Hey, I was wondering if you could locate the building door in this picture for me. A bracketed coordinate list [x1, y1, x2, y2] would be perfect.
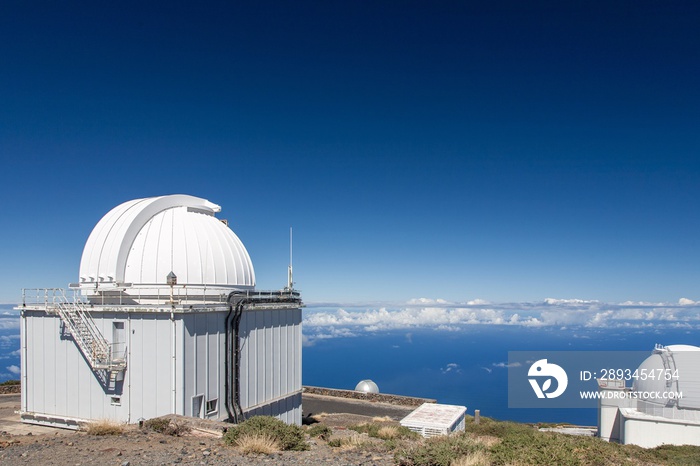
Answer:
[112, 322, 126, 360]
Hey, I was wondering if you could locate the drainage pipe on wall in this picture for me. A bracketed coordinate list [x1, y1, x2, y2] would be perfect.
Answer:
[225, 291, 302, 424]
[225, 296, 249, 423]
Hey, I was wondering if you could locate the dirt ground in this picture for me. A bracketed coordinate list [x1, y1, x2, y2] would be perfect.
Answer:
[0, 394, 401, 466]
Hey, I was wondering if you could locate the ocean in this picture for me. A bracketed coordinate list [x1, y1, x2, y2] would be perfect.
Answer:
[302, 323, 698, 426]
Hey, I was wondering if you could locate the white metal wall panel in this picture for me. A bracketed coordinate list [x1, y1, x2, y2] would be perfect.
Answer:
[239, 311, 254, 408]
[128, 313, 174, 420]
[243, 392, 302, 425]
[258, 310, 267, 403]
[181, 311, 226, 419]
[207, 314, 220, 402]
[176, 318, 185, 416]
[239, 307, 302, 424]
[290, 309, 301, 394]
[22, 310, 179, 426]
[271, 310, 280, 399]
[195, 315, 207, 412]
[183, 315, 195, 414]
[280, 314, 288, 396]
[23, 312, 126, 423]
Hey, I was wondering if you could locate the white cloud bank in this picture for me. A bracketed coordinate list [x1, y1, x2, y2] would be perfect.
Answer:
[303, 298, 700, 343]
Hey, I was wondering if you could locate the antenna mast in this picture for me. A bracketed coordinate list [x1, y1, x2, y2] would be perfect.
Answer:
[287, 227, 293, 291]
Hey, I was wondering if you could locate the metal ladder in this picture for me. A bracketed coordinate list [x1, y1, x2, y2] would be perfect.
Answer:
[53, 290, 127, 373]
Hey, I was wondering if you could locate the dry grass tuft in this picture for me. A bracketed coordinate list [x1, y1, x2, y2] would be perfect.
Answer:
[450, 450, 491, 466]
[377, 426, 400, 439]
[339, 434, 366, 451]
[83, 419, 125, 436]
[372, 415, 393, 423]
[472, 435, 500, 448]
[235, 433, 280, 455]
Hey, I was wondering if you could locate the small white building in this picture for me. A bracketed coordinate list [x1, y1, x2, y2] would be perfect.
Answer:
[598, 344, 700, 448]
[400, 403, 467, 438]
[19, 194, 303, 428]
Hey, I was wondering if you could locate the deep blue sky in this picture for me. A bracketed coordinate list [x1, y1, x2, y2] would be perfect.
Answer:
[1, 1, 699, 304]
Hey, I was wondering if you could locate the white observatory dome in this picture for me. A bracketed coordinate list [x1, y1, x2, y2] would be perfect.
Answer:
[355, 379, 379, 394]
[633, 344, 700, 412]
[78, 195, 255, 301]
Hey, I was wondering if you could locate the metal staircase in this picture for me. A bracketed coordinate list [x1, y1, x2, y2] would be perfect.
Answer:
[52, 290, 127, 373]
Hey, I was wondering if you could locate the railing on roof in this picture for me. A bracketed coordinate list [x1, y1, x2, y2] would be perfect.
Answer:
[23, 286, 303, 309]
[65, 283, 232, 306]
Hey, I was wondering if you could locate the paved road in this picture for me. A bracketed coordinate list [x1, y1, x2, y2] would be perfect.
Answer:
[302, 393, 416, 421]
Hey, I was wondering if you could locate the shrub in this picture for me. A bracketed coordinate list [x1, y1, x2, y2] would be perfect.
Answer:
[142, 417, 191, 436]
[350, 422, 418, 440]
[341, 434, 367, 450]
[223, 416, 308, 451]
[450, 450, 490, 466]
[464, 417, 534, 438]
[471, 435, 500, 448]
[488, 429, 630, 466]
[307, 424, 332, 440]
[142, 417, 169, 432]
[234, 433, 280, 455]
[404, 415, 700, 466]
[327, 434, 375, 450]
[84, 419, 125, 436]
[377, 426, 401, 440]
[395, 433, 486, 466]
[327, 434, 368, 451]
[328, 438, 343, 448]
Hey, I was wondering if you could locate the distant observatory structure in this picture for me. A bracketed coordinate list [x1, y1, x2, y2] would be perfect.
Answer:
[355, 379, 380, 394]
[598, 344, 700, 448]
[19, 195, 303, 428]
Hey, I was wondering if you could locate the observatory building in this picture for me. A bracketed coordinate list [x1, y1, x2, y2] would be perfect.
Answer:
[598, 344, 700, 448]
[19, 194, 303, 428]
[355, 379, 380, 394]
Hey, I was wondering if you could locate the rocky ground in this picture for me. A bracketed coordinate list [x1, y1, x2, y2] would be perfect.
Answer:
[0, 392, 408, 466]
[0, 415, 398, 466]
[0, 428, 400, 466]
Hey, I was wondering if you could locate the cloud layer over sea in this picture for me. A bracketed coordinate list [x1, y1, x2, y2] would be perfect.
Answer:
[2, 299, 699, 382]
[303, 298, 700, 345]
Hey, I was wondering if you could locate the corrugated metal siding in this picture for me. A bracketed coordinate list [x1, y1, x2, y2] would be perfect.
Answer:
[22, 310, 175, 424]
[127, 312, 174, 419]
[239, 307, 302, 424]
[182, 311, 226, 419]
[244, 392, 302, 425]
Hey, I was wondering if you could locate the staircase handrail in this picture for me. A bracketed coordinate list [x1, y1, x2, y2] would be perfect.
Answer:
[53, 289, 124, 371]
[56, 300, 109, 363]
